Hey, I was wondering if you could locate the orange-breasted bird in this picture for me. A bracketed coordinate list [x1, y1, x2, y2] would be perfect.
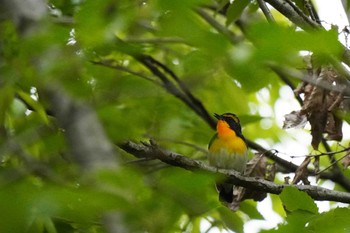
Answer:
[208, 113, 248, 203]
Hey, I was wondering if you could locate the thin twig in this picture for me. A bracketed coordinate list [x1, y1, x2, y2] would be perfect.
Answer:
[285, 0, 312, 24]
[290, 146, 350, 158]
[124, 37, 189, 45]
[91, 60, 161, 85]
[195, 7, 241, 44]
[303, 0, 321, 24]
[265, 0, 319, 30]
[316, 153, 349, 175]
[269, 65, 350, 96]
[257, 0, 276, 23]
[271, 67, 304, 105]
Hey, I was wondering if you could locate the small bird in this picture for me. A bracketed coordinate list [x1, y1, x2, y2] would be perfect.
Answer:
[208, 113, 248, 203]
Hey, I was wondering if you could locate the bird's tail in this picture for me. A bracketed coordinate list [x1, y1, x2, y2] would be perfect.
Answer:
[216, 181, 234, 203]
[216, 181, 247, 211]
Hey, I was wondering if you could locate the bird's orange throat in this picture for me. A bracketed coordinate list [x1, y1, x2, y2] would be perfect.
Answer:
[215, 119, 246, 155]
[216, 120, 236, 138]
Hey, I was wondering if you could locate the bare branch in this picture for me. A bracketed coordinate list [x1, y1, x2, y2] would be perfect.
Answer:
[120, 140, 350, 204]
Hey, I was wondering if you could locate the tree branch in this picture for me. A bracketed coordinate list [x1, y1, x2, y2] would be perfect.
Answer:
[91, 59, 161, 85]
[257, 0, 276, 23]
[111, 39, 216, 128]
[44, 86, 118, 170]
[195, 8, 242, 44]
[119, 140, 350, 204]
[264, 0, 319, 30]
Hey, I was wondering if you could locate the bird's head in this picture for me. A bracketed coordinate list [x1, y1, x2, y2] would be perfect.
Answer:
[214, 113, 243, 138]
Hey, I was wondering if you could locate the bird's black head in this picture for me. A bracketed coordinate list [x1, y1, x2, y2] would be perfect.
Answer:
[214, 113, 243, 138]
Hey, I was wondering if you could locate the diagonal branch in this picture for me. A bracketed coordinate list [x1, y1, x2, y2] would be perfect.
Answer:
[257, 0, 276, 23]
[264, 0, 319, 30]
[109, 38, 216, 128]
[119, 140, 350, 204]
[91, 59, 161, 85]
[195, 8, 241, 44]
[304, 0, 321, 24]
[44, 86, 118, 170]
[138, 55, 215, 127]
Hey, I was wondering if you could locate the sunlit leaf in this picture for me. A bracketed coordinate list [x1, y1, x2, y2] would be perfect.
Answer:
[156, 168, 217, 215]
[16, 90, 49, 124]
[218, 207, 244, 233]
[239, 200, 264, 220]
[248, 23, 343, 64]
[226, 0, 251, 26]
[307, 207, 350, 232]
[279, 186, 318, 214]
[240, 114, 264, 125]
[0, 85, 14, 126]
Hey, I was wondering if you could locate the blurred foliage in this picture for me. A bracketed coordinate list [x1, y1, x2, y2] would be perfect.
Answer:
[1, 0, 350, 232]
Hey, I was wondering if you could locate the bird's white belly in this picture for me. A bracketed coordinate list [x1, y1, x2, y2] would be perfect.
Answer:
[208, 149, 247, 172]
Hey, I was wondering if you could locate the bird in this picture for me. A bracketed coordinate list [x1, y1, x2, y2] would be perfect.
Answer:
[208, 113, 248, 204]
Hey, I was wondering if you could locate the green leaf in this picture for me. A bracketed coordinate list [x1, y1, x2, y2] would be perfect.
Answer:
[27, 216, 57, 233]
[0, 85, 14, 125]
[218, 207, 244, 233]
[270, 194, 286, 217]
[239, 200, 264, 220]
[240, 114, 264, 125]
[190, 217, 201, 233]
[291, 0, 309, 15]
[307, 207, 350, 233]
[157, 168, 217, 215]
[248, 23, 343, 64]
[16, 90, 49, 124]
[279, 186, 318, 214]
[262, 210, 314, 233]
[224, 57, 277, 92]
[226, 0, 251, 26]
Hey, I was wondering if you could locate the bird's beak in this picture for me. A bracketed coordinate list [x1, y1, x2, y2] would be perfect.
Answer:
[214, 113, 222, 120]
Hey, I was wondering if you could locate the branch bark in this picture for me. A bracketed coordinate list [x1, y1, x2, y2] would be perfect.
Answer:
[44, 86, 118, 170]
[264, 0, 319, 30]
[120, 140, 350, 204]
